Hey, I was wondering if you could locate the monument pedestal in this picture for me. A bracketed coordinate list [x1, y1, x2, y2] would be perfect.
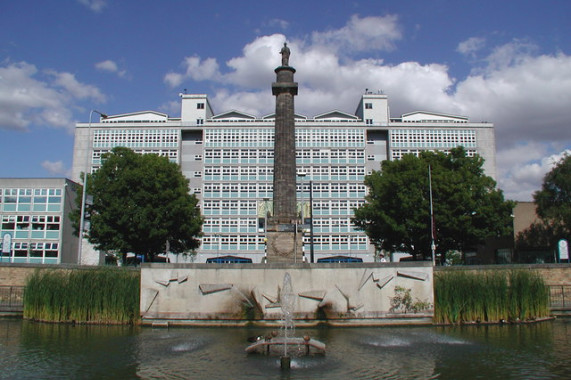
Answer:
[266, 222, 303, 263]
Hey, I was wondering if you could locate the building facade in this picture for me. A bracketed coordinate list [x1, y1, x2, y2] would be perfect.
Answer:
[0, 178, 80, 264]
[72, 92, 496, 263]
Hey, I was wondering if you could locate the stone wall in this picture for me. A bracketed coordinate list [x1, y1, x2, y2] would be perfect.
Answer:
[140, 262, 434, 326]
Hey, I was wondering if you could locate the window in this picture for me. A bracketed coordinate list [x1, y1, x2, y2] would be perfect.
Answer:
[365, 103, 373, 109]
[197, 103, 205, 109]
[197, 119, 204, 125]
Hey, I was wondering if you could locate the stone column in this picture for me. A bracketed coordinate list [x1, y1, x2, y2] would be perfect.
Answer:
[266, 45, 303, 263]
[271, 66, 298, 223]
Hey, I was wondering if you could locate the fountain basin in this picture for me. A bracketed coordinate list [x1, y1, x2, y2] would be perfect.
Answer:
[246, 337, 326, 355]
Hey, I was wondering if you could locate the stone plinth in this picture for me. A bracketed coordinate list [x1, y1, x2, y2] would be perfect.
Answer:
[265, 224, 303, 263]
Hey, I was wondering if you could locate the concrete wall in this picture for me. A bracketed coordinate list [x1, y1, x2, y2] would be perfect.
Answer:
[140, 262, 434, 326]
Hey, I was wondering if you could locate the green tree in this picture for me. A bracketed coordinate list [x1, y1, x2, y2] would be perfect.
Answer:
[517, 154, 570, 251]
[515, 221, 560, 250]
[72, 147, 203, 263]
[352, 147, 514, 261]
[533, 154, 570, 237]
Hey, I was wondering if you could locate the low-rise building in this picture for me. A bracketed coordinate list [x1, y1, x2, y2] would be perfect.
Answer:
[0, 178, 80, 264]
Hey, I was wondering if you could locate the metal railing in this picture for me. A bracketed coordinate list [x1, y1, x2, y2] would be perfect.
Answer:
[0, 286, 24, 312]
[549, 285, 571, 309]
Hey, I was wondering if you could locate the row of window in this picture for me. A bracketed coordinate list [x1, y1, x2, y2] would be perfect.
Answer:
[203, 148, 367, 164]
[1, 188, 62, 199]
[1, 188, 63, 213]
[1, 241, 59, 260]
[91, 149, 179, 164]
[202, 182, 366, 194]
[204, 129, 367, 147]
[390, 129, 476, 148]
[202, 165, 365, 178]
[391, 148, 477, 160]
[200, 234, 369, 251]
[93, 129, 179, 148]
[2, 215, 60, 230]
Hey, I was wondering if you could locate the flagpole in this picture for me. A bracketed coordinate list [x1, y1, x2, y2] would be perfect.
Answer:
[429, 165, 436, 266]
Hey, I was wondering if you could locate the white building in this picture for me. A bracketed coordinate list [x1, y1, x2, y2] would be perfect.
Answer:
[72, 91, 495, 263]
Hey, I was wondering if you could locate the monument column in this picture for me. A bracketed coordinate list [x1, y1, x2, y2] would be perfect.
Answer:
[266, 43, 303, 263]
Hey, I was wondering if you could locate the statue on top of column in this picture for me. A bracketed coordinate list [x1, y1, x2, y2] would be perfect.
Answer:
[280, 42, 291, 66]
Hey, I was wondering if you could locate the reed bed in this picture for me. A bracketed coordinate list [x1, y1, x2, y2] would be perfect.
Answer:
[23, 268, 140, 325]
[434, 269, 549, 325]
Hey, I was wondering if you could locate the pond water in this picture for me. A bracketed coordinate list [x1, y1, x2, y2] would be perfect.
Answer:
[0, 319, 570, 379]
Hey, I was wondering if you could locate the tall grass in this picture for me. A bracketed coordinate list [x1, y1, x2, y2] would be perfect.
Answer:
[434, 269, 549, 325]
[24, 268, 140, 325]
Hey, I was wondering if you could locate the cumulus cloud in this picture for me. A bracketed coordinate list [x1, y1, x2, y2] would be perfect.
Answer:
[0, 61, 106, 131]
[41, 160, 70, 177]
[47, 70, 106, 102]
[77, 0, 106, 13]
[95, 60, 127, 78]
[498, 148, 571, 201]
[164, 16, 570, 201]
[164, 56, 221, 88]
[311, 14, 402, 53]
[164, 14, 403, 91]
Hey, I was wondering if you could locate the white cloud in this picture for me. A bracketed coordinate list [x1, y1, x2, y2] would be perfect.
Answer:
[41, 160, 70, 177]
[47, 71, 106, 102]
[164, 56, 221, 88]
[95, 60, 127, 78]
[311, 14, 402, 53]
[498, 148, 571, 201]
[165, 18, 571, 202]
[0, 61, 106, 131]
[457, 37, 486, 57]
[77, 0, 106, 13]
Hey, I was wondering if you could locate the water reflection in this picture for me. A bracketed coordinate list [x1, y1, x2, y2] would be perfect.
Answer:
[0, 319, 569, 379]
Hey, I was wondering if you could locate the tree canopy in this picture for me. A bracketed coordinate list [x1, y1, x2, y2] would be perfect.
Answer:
[352, 147, 514, 261]
[517, 154, 570, 250]
[534, 154, 570, 236]
[72, 147, 203, 262]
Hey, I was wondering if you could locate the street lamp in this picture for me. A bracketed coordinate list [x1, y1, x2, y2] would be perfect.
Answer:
[297, 172, 307, 264]
[297, 171, 306, 222]
[78, 110, 107, 265]
[428, 165, 436, 266]
[309, 180, 314, 263]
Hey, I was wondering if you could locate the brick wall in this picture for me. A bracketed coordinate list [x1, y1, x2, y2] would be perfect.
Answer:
[0, 264, 138, 287]
[435, 263, 571, 286]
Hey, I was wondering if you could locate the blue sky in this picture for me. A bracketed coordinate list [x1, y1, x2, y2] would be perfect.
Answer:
[1, 0, 570, 201]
